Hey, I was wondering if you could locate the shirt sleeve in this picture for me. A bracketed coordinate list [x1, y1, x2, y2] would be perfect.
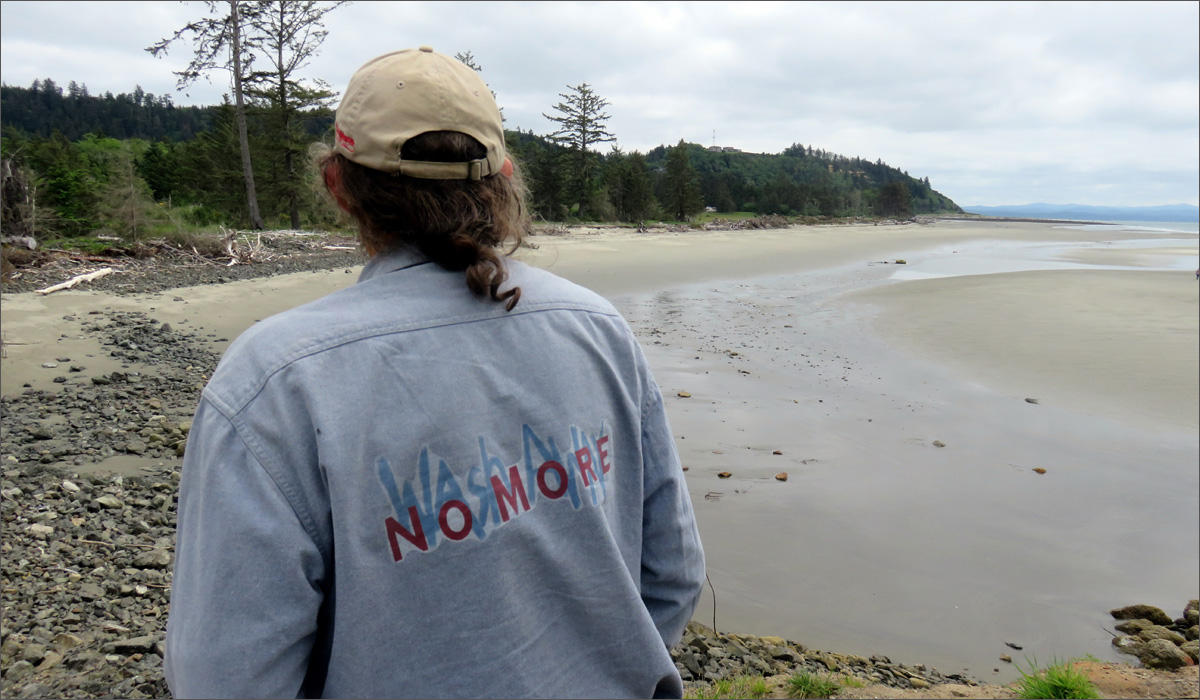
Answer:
[638, 378, 706, 648]
[165, 397, 327, 699]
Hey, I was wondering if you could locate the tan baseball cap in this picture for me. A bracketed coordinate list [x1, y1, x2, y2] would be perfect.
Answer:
[333, 46, 506, 180]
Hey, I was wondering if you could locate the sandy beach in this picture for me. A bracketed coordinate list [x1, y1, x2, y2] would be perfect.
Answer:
[2, 218, 1197, 685]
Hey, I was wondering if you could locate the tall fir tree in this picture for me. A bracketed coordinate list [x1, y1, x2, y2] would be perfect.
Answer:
[662, 140, 703, 221]
[242, 0, 345, 229]
[542, 83, 615, 218]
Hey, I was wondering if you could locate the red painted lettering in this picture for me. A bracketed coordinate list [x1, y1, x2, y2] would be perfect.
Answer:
[576, 446, 596, 486]
[384, 507, 428, 562]
[438, 500, 473, 541]
[335, 123, 356, 152]
[596, 435, 612, 475]
[536, 460, 568, 499]
[491, 465, 530, 522]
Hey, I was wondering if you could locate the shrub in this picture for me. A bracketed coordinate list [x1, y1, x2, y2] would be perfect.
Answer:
[687, 674, 770, 699]
[787, 671, 842, 698]
[1013, 658, 1100, 699]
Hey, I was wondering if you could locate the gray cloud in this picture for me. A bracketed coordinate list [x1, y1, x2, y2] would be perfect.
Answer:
[1, 0, 1196, 206]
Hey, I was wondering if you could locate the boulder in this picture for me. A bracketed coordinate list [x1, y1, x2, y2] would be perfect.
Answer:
[1111, 604, 1173, 626]
[1181, 641, 1199, 664]
[1137, 638, 1193, 670]
[1115, 618, 1155, 634]
[1137, 625, 1187, 646]
[1112, 635, 1144, 656]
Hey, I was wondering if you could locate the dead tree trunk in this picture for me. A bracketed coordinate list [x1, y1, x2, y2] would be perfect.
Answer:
[1, 158, 33, 241]
[231, 1, 265, 230]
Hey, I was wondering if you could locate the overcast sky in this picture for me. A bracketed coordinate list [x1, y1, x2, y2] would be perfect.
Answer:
[2, 1, 1197, 207]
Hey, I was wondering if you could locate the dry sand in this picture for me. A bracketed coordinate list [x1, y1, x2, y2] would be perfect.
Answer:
[2, 219, 1197, 684]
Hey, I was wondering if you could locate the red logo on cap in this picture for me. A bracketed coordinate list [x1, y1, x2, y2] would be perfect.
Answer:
[336, 124, 356, 153]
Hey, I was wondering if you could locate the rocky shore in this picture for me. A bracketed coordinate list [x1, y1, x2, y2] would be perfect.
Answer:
[672, 622, 974, 693]
[2, 464, 177, 698]
[1109, 602, 1199, 670]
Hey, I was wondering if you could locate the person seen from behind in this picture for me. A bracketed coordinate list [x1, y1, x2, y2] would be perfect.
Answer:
[164, 46, 706, 698]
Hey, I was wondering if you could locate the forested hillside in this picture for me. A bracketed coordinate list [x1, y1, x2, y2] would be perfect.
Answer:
[1, 78, 961, 245]
[1, 81, 216, 142]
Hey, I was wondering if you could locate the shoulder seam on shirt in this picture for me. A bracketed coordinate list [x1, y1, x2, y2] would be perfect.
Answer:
[199, 396, 329, 560]
[212, 302, 623, 414]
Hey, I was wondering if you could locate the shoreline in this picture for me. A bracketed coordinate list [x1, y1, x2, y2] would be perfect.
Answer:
[2, 219, 1197, 697]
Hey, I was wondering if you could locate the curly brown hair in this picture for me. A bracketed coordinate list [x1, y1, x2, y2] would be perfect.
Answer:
[315, 131, 530, 311]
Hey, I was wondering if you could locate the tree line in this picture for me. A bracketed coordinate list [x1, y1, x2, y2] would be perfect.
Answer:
[1, 1, 960, 246]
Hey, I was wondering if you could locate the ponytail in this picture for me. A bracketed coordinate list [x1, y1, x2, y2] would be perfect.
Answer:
[314, 132, 530, 310]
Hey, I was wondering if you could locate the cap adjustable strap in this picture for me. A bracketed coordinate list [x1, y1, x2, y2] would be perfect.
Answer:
[394, 158, 491, 180]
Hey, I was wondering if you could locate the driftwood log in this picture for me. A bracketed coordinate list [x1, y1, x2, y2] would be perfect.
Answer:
[34, 267, 114, 295]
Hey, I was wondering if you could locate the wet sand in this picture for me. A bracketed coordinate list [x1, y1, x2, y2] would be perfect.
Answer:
[522, 220, 1198, 680]
[2, 219, 1197, 681]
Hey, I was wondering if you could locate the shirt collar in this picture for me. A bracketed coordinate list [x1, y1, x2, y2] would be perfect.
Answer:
[357, 247, 431, 284]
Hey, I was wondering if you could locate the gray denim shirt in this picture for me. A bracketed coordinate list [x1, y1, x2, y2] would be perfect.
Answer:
[164, 248, 705, 698]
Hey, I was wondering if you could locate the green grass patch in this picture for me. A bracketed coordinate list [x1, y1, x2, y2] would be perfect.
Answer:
[786, 671, 843, 698]
[686, 674, 770, 699]
[40, 236, 128, 255]
[836, 674, 865, 688]
[1013, 658, 1100, 699]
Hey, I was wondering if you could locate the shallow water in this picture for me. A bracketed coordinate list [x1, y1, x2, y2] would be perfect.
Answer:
[888, 236, 1198, 281]
[612, 237, 1199, 683]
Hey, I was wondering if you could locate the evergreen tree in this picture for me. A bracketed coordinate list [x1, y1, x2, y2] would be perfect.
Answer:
[243, 0, 345, 229]
[99, 145, 166, 240]
[875, 181, 912, 217]
[542, 83, 615, 218]
[603, 148, 656, 223]
[662, 140, 703, 221]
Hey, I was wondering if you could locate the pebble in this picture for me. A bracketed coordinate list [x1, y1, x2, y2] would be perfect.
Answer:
[2, 462, 178, 697]
[26, 523, 54, 537]
[94, 495, 124, 509]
